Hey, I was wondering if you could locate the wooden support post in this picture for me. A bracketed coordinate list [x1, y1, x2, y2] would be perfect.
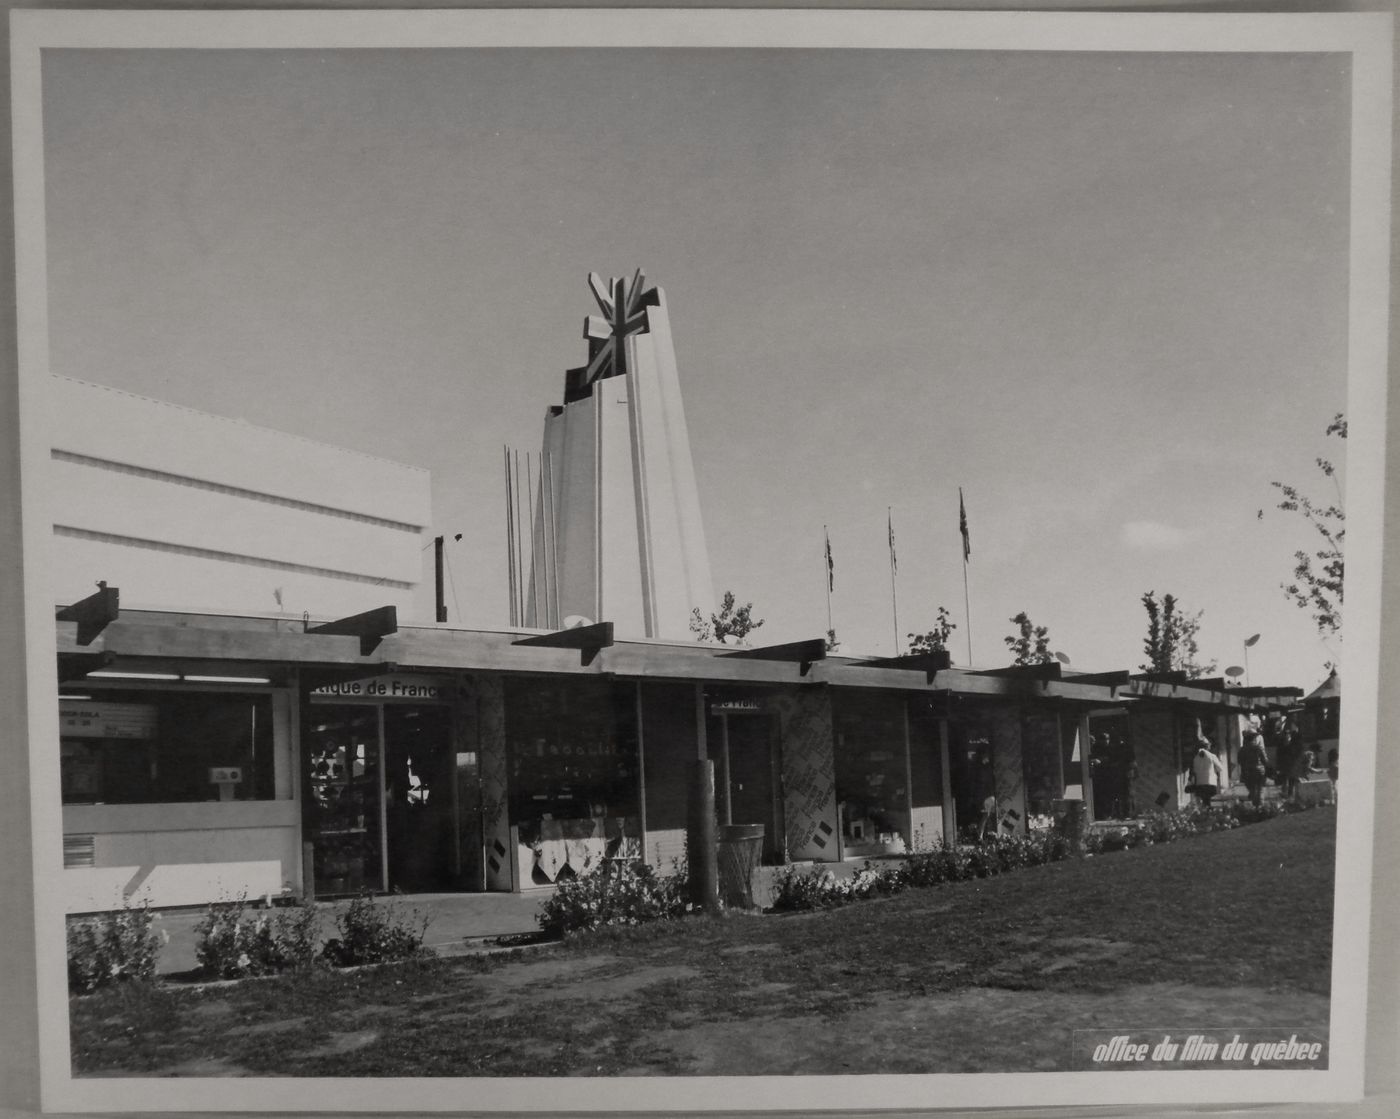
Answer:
[1079, 714, 1094, 823]
[720, 715, 733, 826]
[900, 701, 915, 851]
[939, 718, 956, 846]
[688, 758, 720, 914]
[689, 684, 719, 913]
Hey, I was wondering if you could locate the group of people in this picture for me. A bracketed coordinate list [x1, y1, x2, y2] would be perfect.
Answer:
[1089, 731, 1136, 819]
[1190, 712, 1337, 809]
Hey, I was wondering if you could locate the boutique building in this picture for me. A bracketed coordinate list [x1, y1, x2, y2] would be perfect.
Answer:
[55, 598, 1301, 913]
[45, 284, 1304, 915]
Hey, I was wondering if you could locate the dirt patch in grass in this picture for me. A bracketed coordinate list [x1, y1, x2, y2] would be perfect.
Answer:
[476, 954, 623, 989]
[298, 1029, 381, 1059]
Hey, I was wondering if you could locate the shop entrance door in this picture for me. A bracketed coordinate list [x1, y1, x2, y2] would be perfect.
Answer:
[722, 714, 785, 863]
[305, 706, 383, 896]
[383, 706, 478, 892]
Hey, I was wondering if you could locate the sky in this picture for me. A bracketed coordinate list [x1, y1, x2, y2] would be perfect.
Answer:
[39, 46, 1352, 690]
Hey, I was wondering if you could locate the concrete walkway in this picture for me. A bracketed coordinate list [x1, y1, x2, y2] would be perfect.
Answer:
[148, 860, 893, 975]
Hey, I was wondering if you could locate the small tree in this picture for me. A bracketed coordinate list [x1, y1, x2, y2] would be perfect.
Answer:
[690, 591, 765, 645]
[1004, 611, 1054, 665]
[909, 607, 957, 657]
[1268, 413, 1345, 639]
[1140, 591, 1217, 679]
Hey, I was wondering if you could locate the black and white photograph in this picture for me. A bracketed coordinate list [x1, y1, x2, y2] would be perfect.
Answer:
[4, 7, 1394, 1114]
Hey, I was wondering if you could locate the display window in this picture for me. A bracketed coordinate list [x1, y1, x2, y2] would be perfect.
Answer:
[1021, 711, 1068, 822]
[832, 691, 909, 850]
[59, 690, 275, 805]
[503, 678, 639, 849]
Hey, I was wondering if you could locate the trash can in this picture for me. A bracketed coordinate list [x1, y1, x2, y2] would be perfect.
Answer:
[1052, 798, 1086, 852]
[717, 823, 765, 909]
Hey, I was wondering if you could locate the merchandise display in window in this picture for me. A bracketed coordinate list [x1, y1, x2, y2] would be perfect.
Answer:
[58, 692, 274, 805]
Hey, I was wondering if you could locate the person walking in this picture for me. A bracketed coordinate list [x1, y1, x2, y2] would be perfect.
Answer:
[1190, 728, 1226, 808]
[1239, 728, 1268, 808]
[1279, 716, 1303, 799]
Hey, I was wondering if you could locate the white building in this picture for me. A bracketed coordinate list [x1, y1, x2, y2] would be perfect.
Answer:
[48, 375, 430, 620]
[50, 376, 431, 912]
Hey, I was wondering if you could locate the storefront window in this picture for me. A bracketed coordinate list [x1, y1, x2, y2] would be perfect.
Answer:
[832, 692, 908, 849]
[503, 678, 638, 847]
[59, 691, 275, 805]
[1021, 712, 1066, 822]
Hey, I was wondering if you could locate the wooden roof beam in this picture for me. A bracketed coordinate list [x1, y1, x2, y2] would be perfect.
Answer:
[850, 649, 951, 683]
[55, 581, 119, 646]
[720, 638, 827, 677]
[513, 621, 615, 666]
[306, 605, 398, 656]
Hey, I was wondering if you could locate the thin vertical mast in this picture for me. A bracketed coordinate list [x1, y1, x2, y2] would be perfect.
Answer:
[513, 449, 526, 624]
[526, 452, 542, 626]
[504, 446, 517, 626]
[888, 507, 900, 655]
[823, 525, 834, 641]
[544, 451, 560, 629]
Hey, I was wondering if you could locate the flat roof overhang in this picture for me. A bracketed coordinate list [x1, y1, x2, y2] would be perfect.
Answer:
[53, 608, 1304, 711]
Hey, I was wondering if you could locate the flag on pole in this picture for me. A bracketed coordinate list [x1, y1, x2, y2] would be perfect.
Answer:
[824, 527, 834, 591]
[959, 488, 971, 562]
[887, 509, 897, 574]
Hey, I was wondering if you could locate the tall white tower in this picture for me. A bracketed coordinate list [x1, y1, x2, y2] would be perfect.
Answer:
[519, 271, 714, 640]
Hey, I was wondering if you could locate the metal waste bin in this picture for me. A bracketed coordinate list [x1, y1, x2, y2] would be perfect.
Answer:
[1052, 798, 1086, 852]
[717, 823, 765, 909]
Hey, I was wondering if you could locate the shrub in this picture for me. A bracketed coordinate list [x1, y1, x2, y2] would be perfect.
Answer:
[67, 901, 165, 994]
[322, 892, 432, 967]
[769, 863, 898, 912]
[537, 861, 689, 936]
[1229, 800, 1286, 827]
[194, 895, 322, 979]
[906, 842, 976, 887]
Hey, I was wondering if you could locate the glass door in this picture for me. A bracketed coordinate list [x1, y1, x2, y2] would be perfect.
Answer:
[305, 705, 383, 895]
[383, 705, 460, 892]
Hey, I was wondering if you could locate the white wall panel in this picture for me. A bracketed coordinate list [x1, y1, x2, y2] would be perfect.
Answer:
[52, 458, 422, 584]
[50, 377, 431, 526]
[52, 532, 416, 618]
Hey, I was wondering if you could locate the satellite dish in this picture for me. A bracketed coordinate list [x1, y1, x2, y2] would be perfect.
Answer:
[1054, 651, 1071, 665]
[563, 615, 593, 629]
[1244, 633, 1261, 647]
[1225, 666, 1245, 679]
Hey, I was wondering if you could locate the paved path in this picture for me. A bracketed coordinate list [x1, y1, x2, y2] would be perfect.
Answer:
[148, 862, 885, 974]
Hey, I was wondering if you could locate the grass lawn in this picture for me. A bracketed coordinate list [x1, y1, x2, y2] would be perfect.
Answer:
[71, 807, 1335, 1077]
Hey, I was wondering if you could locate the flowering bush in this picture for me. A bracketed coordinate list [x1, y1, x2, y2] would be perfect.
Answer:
[67, 901, 166, 994]
[1229, 800, 1287, 827]
[321, 892, 432, 966]
[537, 861, 690, 936]
[194, 895, 322, 979]
[769, 863, 896, 911]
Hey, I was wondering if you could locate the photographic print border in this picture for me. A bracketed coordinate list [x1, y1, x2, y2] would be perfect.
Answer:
[5, 6, 1393, 1114]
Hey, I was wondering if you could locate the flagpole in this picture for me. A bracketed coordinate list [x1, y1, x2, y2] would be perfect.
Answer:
[962, 554, 973, 666]
[959, 487, 973, 665]
[888, 507, 900, 655]
[823, 525, 834, 639]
